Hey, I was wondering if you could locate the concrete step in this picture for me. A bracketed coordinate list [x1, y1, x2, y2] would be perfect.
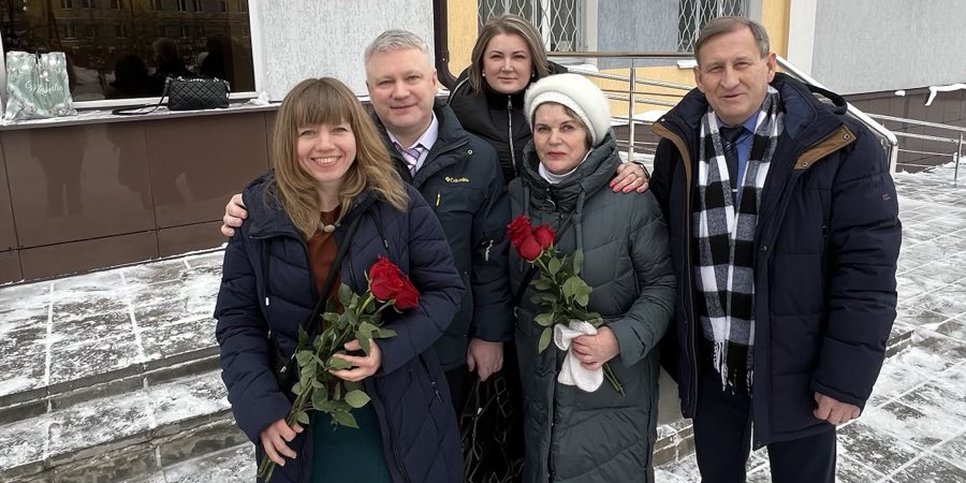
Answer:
[0, 350, 219, 426]
[0, 370, 248, 483]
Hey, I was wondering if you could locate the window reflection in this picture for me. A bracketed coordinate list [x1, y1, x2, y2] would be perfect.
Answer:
[1, 0, 255, 101]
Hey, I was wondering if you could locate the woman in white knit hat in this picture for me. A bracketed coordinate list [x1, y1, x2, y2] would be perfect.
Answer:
[507, 73, 676, 483]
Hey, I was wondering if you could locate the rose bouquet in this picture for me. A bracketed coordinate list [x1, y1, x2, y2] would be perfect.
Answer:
[506, 215, 624, 395]
[257, 256, 419, 481]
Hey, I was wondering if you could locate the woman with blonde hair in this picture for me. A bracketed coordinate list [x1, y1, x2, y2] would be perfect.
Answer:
[215, 77, 465, 482]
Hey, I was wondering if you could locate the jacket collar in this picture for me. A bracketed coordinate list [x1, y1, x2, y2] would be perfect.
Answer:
[376, 100, 471, 184]
[244, 175, 378, 239]
[660, 73, 848, 148]
[521, 132, 621, 213]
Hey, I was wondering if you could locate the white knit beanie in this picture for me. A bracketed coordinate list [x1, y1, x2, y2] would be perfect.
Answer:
[524, 73, 611, 146]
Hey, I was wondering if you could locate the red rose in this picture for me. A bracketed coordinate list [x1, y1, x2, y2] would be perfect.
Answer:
[393, 283, 420, 310]
[506, 215, 535, 249]
[533, 225, 555, 250]
[516, 235, 543, 261]
[368, 256, 420, 310]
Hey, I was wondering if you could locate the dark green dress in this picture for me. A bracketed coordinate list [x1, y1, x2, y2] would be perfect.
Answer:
[311, 405, 391, 482]
[307, 210, 392, 482]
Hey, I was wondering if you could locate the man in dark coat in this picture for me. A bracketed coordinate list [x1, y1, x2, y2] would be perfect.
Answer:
[649, 17, 901, 483]
[222, 30, 512, 413]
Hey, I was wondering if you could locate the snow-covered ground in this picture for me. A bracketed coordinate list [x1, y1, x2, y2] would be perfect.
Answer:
[0, 163, 964, 482]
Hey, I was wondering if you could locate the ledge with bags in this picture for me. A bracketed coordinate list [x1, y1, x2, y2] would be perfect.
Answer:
[1, 50, 279, 131]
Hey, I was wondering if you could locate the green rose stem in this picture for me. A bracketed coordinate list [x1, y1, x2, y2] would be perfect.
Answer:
[533, 249, 625, 396]
[602, 363, 625, 396]
[256, 295, 396, 481]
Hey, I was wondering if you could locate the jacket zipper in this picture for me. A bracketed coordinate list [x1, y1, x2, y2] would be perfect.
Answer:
[416, 354, 444, 402]
[507, 96, 518, 178]
[250, 230, 318, 312]
[371, 382, 413, 483]
[653, 121, 701, 413]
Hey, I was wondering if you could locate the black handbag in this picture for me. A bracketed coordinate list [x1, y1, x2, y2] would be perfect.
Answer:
[112, 76, 230, 115]
[166, 76, 230, 110]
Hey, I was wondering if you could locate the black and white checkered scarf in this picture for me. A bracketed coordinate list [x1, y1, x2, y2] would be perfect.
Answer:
[693, 86, 783, 393]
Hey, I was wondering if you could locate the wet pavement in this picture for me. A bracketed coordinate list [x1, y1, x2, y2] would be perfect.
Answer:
[0, 165, 964, 482]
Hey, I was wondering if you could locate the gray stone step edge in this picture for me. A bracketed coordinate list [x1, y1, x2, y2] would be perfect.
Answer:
[0, 326, 916, 480]
[0, 347, 220, 426]
[5, 411, 250, 483]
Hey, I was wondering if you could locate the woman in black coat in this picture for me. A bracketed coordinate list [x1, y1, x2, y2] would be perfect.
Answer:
[448, 14, 648, 192]
[215, 78, 464, 482]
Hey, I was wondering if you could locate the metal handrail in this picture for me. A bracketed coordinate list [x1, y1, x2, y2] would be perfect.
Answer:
[546, 51, 903, 176]
[865, 113, 965, 182]
[868, 113, 966, 133]
[774, 57, 900, 174]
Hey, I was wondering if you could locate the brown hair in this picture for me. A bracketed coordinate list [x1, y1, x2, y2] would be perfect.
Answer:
[468, 14, 550, 94]
[270, 77, 407, 240]
[694, 16, 770, 63]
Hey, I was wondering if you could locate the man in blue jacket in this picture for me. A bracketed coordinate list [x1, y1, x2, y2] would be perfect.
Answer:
[650, 17, 901, 483]
[222, 30, 512, 414]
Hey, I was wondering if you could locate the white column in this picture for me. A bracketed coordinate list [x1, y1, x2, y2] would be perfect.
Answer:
[786, 0, 818, 76]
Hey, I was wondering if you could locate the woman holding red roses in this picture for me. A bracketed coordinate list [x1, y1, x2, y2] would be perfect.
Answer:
[214, 78, 465, 483]
[508, 73, 677, 483]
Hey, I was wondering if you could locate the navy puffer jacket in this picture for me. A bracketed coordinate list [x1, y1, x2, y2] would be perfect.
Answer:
[380, 102, 512, 371]
[651, 73, 901, 448]
[215, 177, 465, 482]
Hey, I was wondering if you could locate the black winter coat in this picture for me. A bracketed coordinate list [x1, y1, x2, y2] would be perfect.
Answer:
[215, 179, 465, 482]
[380, 102, 513, 371]
[448, 63, 569, 183]
[650, 73, 901, 448]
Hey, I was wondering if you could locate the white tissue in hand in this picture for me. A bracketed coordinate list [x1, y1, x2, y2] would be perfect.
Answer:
[553, 320, 604, 392]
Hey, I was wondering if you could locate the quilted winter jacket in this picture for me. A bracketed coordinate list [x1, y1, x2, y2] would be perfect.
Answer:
[508, 133, 676, 483]
[214, 179, 465, 483]
[380, 101, 512, 371]
[448, 62, 569, 183]
[650, 73, 901, 448]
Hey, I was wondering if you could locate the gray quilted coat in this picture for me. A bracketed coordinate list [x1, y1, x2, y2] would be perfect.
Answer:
[508, 133, 676, 483]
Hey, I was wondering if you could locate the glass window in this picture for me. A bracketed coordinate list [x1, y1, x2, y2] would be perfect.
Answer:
[677, 0, 748, 52]
[478, 0, 584, 52]
[177, 0, 188, 13]
[1, 0, 256, 102]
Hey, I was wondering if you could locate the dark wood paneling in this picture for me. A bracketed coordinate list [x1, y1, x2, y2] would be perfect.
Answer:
[145, 112, 269, 228]
[3, 123, 153, 247]
[0, 136, 18, 251]
[157, 221, 225, 258]
[19, 231, 158, 280]
[0, 250, 23, 284]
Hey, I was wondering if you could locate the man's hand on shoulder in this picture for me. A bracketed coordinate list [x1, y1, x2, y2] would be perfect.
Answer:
[813, 392, 861, 425]
[221, 193, 248, 237]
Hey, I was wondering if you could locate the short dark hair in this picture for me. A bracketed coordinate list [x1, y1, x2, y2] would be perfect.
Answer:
[694, 16, 770, 63]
